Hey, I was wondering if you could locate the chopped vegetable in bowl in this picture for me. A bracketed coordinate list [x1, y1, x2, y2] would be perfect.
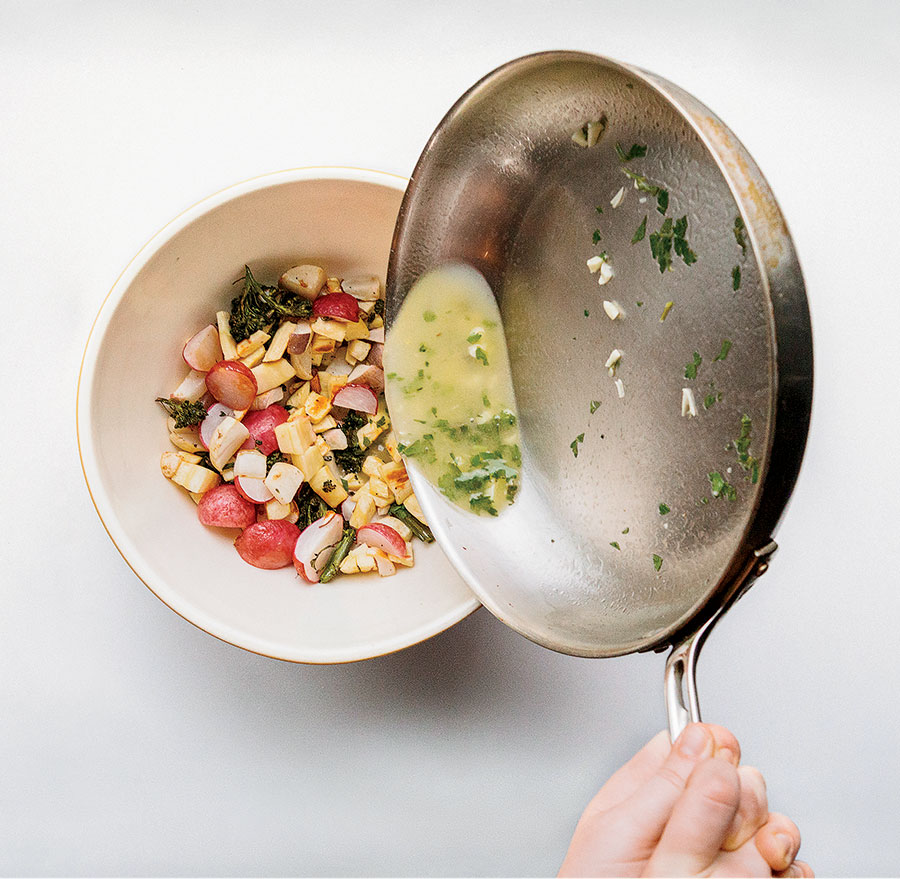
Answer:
[157, 264, 433, 582]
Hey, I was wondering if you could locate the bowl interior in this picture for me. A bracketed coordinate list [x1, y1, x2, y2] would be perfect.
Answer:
[79, 170, 477, 662]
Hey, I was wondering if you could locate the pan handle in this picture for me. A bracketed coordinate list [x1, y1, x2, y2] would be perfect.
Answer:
[664, 540, 778, 740]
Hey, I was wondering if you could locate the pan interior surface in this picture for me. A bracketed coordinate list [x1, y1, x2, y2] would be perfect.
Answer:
[388, 54, 780, 657]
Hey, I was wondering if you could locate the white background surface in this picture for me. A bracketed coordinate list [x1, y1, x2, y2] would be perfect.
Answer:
[3, 1, 899, 876]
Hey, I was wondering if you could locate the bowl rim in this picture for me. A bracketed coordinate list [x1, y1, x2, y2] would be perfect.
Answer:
[76, 165, 480, 664]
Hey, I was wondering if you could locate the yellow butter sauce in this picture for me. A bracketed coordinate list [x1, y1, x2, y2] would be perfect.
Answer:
[384, 263, 521, 516]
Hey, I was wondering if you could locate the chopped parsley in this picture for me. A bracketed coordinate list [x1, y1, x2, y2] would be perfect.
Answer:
[672, 216, 697, 265]
[610, 541, 621, 550]
[592, 229, 603, 244]
[658, 503, 670, 515]
[155, 397, 206, 429]
[570, 433, 585, 457]
[474, 347, 489, 366]
[595, 205, 604, 214]
[703, 392, 721, 410]
[469, 494, 498, 516]
[584, 309, 590, 317]
[266, 450, 288, 469]
[733, 414, 760, 484]
[733, 215, 748, 254]
[660, 301, 674, 322]
[615, 142, 648, 162]
[621, 166, 662, 195]
[590, 400, 601, 414]
[708, 471, 737, 501]
[684, 351, 702, 380]
[423, 310, 437, 322]
[636, 301, 643, 307]
[418, 343, 427, 352]
[714, 339, 733, 361]
[652, 554, 663, 572]
[656, 189, 669, 215]
[632, 215, 648, 243]
[732, 265, 742, 291]
[467, 331, 483, 344]
[622, 527, 630, 534]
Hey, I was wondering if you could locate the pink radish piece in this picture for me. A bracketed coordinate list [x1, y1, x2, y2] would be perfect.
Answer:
[357, 523, 408, 558]
[234, 520, 300, 569]
[293, 512, 343, 583]
[322, 428, 348, 450]
[200, 402, 236, 449]
[332, 383, 378, 415]
[312, 292, 359, 322]
[182, 324, 223, 371]
[287, 320, 312, 354]
[239, 404, 289, 455]
[234, 475, 274, 504]
[346, 363, 385, 394]
[197, 484, 256, 529]
[366, 326, 385, 344]
[365, 343, 383, 368]
[206, 360, 257, 410]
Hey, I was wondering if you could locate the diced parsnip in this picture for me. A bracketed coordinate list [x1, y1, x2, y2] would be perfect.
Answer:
[388, 546, 414, 567]
[280, 265, 326, 301]
[349, 492, 377, 528]
[377, 515, 412, 541]
[340, 276, 381, 301]
[160, 450, 200, 478]
[403, 493, 427, 523]
[312, 414, 338, 434]
[240, 346, 266, 369]
[368, 315, 384, 329]
[290, 350, 314, 381]
[291, 443, 325, 481]
[236, 330, 270, 359]
[345, 473, 363, 491]
[188, 492, 204, 505]
[371, 549, 397, 577]
[339, 554, 361, 574]
[357, 420, 386, 450]
[284, 381, 311, 410]
[264, 462, 304, 504]
[342, 320, 370, 342]
[304, 392, 332, 422]
[311, 318, 347, 343]
[367, 476, 392, 504]
[310, 335, 337, 355]
[171, 369, 207, 402]
[382, 430, 402, 463]
[381, 461, 412, 503]
[251, 358, 295, 394]
[263, 321, 296, 362]
[346, 339, 371, 362]
[309, 466, 349, 507]
[354, 547, 378, 573]
[208, 416, 251, 471]
[325, 277, 342, 292]
[233, 449, 267, 479]
[275, 416, 316, 455]
[264, 497, 292, 520]
[356, 300, 378, 316]
[169, 430, 205, 453]
[283, 501, 299, 524]
[250, 387, 284, 410]
[216, 311, 239, 360]
[362, 455, 383, 477]
[172, 461, 221, 494]
[221, 466, 235, 483]
[318, 373, 347, 401]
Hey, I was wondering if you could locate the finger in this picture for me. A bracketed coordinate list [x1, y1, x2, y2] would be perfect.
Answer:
[756, 812, 802, 872]
[775, 860, 814, 878]
[644, 757, 741, 876]
[602, 723, 717, 849]
[722, 765, 769, 851]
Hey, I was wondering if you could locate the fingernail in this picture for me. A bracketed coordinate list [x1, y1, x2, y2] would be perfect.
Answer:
[716, 746, 737, 765]
[774, 831, 795, 863]
[676, 723, 710, 757]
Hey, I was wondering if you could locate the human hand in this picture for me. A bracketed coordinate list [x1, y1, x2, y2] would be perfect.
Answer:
[558, 723, 811, 877]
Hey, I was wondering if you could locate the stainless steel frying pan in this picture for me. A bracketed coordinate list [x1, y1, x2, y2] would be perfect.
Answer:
[385, 52, 812, 738]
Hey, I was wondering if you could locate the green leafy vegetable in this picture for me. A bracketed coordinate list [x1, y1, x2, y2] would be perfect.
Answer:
[684, 351, 702, 380]
[592, 229, 603, 244]
[714, 339, 733, 361]
[266, 450, 288, 469]
[229, 265, 311, 342]
[649, 217, 674, 273]
[733, 215, 748, 254]
[155, 397, 207, 429]
[590, 400, 601, 414]
[672, 216, 697, 265]
[733, 414, 760, 484]
[656, 189, 669, 215]
[622, 167, 662, 195]
[652, 554, 663, 572]
[615, 142, 648, 162]
[732, 265, 742, 291]
[295, 484, 331, 528]
[708, 471, 737, 501]
[610, 541, 621, 550]
[467, 331, 483, 344]
[474, 347, 489, 366]
[659, 503, 670, 515]
[570, 433, 585, 457]
[332, 411, 368, 473]
[632, 216, 648, 243]
[469, 494, 498, 516]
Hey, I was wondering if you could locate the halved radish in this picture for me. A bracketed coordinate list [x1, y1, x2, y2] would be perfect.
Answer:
[312, 292, 359, 322]
[235, 475, 274, 504]
[234, 519, 300, 569]
[322, 428, 348, 450]
[357, 522, 408, 558]
[333, 383, 378, 415]
[366, 326, 385, 344]
[200, 402, 236, 449]
[197, 484, 256, 529]
[293, 512, 343, 583]
[287, 320, 312, 355]
[346, 363, 384, 394]
[206, 360, 257, 410]
[182, 324, 223, 371]
[239, 404, 289, 455]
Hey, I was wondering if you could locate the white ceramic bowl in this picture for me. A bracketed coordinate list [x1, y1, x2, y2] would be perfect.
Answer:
[77, 167, 478, 662]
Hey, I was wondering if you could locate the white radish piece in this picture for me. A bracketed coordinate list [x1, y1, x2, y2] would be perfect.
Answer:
[371, 549, 396, 577]
[234, 475, 274, 503]
[322, 428, 348, 450]
[340, 276, 381, 301]
[280, 265, 326, 301]
[182, 324, 223, 372]
[249, 387, 284, 410]
[208, 416, 250, 471]
[340, 497, 356, 522]
[287, 320, 312, 355]
[233, 449, 267, 479]
[357, 523, 408, 558]
[324, 349, 354, 376]
[293, 512, 344, 583]
[171, 369, 208, 402]
[200, 402, 236, 449]
[333, 383, 378, 414]
[290, 349, 314, 381]
[366, 325, 385, 344]
[346, 363, 385, 394]
[365, 343, 383, 368]
[264, 462, 304, 505]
